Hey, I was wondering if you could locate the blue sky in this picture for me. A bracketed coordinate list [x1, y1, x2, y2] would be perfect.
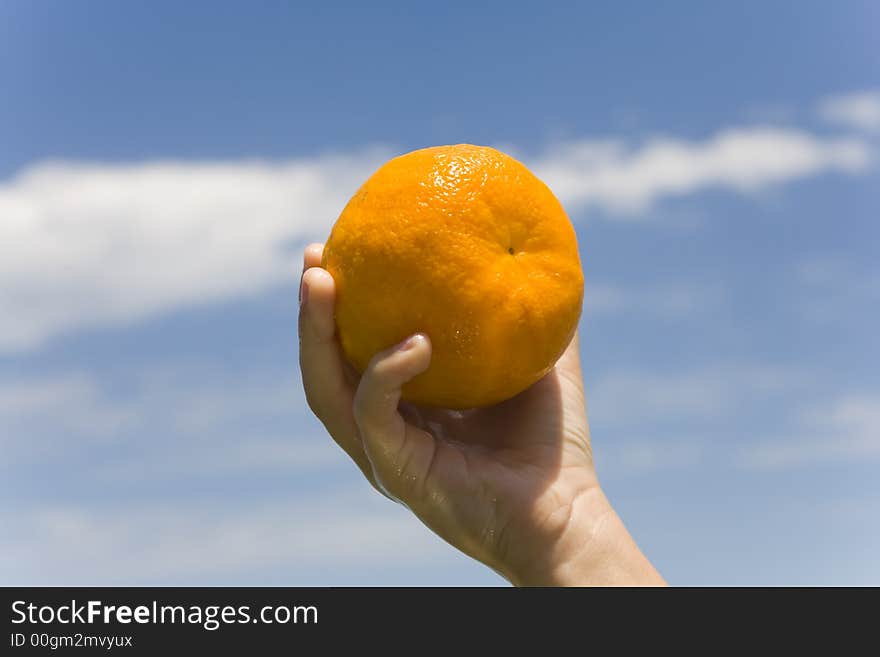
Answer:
[1, 1, 878, 585]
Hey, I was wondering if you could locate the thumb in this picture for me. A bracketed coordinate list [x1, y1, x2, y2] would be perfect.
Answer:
[353, 333, 435, 501]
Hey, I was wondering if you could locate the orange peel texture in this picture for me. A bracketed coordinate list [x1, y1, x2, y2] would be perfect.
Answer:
[322, 144, 584, 409]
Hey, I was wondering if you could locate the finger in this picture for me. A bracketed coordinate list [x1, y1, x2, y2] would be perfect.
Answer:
[353, 334, 437, 501]
[303, 242, 324, 270]
[355, 334, 430, 437]
[298, 266, 373, 478]
[300, 243, 324, 305]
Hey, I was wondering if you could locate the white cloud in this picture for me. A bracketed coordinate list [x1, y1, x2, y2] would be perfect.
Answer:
[0, 123, 873, 353]
[0, 369, 493, 584]
[90, 434, 341, 485]
[0, 488, 495, 585]
[0, 150, 388, 352]
[741, 103, 796, 124]
[601, 440, 703, 475]
[818, 90, 880, 133]
[586, 282, 720, 318]
[589, 370, 727, 422]
[740, 393, 880, 469]
[534, 127, 871, 214]
[0, 366, 344, 481]
[0, 374, 135, 444]
[794, 256, 880, 323]
[587, 364, 804, 427]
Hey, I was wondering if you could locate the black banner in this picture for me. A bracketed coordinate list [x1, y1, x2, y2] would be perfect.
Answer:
[1, 587, 873, 652]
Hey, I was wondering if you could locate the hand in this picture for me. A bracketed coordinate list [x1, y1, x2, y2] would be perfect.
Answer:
[298, 243, 664, 586]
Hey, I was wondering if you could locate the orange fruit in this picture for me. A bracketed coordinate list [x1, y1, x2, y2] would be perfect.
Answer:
[322, 144, 583, 409]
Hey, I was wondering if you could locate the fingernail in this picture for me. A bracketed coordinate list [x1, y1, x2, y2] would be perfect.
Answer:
[398, 334, 424, 352]
[299, 276, 310, 305]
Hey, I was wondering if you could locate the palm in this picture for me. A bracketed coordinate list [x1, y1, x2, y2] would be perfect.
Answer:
[391, 336, 598, 574]
[400, 337, 589, 463]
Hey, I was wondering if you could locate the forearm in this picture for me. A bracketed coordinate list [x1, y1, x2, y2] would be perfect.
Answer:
[510, 487, 666, 587]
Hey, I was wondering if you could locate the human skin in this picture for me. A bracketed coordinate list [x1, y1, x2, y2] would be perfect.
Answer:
[298, 243, 666, 586]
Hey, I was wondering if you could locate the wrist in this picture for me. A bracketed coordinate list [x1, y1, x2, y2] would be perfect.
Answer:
[508, 485, 666, 587]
